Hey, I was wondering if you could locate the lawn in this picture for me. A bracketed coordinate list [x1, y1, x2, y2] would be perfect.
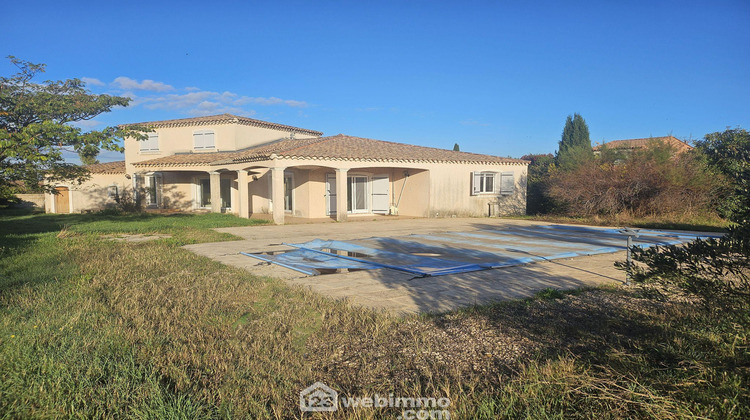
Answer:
[1, 210, 747, 419]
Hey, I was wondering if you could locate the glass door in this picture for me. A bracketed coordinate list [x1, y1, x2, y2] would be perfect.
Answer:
[347, 176, 369, 213]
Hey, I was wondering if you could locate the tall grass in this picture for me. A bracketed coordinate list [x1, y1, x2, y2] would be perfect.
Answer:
[1, 211, 747, 418]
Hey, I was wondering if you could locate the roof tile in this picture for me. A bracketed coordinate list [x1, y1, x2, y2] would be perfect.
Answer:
[594, 136, 693, 153]
[133, 134, 528, 167]
[120, 113, 323, 137]
[85, 160, 126, 174]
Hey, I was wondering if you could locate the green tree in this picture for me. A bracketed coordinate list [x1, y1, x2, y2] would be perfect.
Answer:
[694, 128, 750, 230]
[556, 113, 593, 169]
[520, 153, 555, 214]
[0, 56, 144, 194]
[453, 143, 460, 151]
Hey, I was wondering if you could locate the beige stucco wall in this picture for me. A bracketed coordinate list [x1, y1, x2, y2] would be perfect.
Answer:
[231, 161, 526, 219]
[425, 162, 527, 217]
[14, 194, 45, 209]
[45, 173, 132, 213]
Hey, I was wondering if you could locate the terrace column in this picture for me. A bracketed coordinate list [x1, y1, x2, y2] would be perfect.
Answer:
[335, 168, 349, 222]
[237, 170, 250, 218]
[209, 171, 222, 213]
[271, 167, 286, 225]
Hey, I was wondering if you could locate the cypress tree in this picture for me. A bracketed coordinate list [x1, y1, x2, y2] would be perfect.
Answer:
[557, 113, 593, 169]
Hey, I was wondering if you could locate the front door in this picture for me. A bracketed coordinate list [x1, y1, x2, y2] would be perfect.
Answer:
[54, 186, 69, 213]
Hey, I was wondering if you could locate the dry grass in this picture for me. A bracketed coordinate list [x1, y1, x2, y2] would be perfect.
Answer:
[1, 211, 748, 418]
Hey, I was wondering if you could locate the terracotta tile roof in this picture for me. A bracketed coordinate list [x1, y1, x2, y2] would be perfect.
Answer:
[133, 134, 528, 168]
[594, 136, 693, 153]
[86, 160, 126, 174]
[120, 113, 323, 137]
[268, 134, 528, 164]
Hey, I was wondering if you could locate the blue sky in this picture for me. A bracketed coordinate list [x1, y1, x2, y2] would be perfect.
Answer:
[3, 0, 749, 162]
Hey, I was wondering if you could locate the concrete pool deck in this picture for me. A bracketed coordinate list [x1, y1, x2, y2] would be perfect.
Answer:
[184, 217, 711, 314]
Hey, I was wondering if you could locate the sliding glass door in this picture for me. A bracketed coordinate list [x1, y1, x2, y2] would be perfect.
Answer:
[347, 175, 368, 213]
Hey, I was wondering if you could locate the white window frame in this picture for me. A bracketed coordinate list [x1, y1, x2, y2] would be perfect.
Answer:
[107, 184, 119, 199]
[471, 171, 497, 195]
[140, 133, 160, 152]
[193, 130, 216, 150]
[144, 173, 162, 208]
[347, 174, 370, 214]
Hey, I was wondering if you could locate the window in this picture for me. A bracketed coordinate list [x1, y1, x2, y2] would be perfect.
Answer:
[220, 179, 232, 209]
[471, 172, 496, 195]
[140, 133, 159, 152]
[500, 172, 515, 195]
[194, 130, 215, 150]
[283, 174, 293, 212]
[198, 178, 211, 207]
[107, 185, 119, 199]
[144, 175, 162, 207]
[198, 178, 232, 209]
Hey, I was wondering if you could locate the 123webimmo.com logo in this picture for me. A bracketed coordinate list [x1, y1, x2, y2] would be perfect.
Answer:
[300, 382, 451, 419]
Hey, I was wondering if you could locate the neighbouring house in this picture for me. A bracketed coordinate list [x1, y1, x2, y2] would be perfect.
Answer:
[45, 114, 529, 223]
[593, 135, 693, 156]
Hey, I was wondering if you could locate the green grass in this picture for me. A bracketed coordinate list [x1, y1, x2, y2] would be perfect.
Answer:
[1, 210, 748, 418]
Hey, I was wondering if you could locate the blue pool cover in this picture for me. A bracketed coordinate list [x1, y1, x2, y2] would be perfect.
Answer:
[241, 225, 722, 277]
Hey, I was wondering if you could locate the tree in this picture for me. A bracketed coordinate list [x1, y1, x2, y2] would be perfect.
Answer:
[520, 153, 555, 214]
[694, 128, 750, 229]
[556, 113, 593, 170]
[0, 56, 144, 193]
[626, 129, 750, 307]
[453, 143, 460, 151]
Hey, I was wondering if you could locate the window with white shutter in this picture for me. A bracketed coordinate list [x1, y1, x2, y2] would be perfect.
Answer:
[194, 130, 215, 150]
[140, 133, 159, 152]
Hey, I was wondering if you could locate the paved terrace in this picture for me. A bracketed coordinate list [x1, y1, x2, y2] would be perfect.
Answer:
[184, 218, 704, 315]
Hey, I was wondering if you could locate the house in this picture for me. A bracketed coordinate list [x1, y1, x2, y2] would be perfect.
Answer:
[45, 114, 529, 223]
[593, 135, 693, 156]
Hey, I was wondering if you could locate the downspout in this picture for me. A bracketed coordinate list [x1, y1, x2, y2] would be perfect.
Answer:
[393, 170, 409, 215]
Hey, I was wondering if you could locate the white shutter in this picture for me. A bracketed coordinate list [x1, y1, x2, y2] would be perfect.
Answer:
[204, 131, 215, 149]
[141, 133, 159, 151]
[471, 172, 480, 195]
[194, 131, 215, 149]
[371, 176, 389, 214]
[326, 174, 337, 215]
[500, 172, 515, 195]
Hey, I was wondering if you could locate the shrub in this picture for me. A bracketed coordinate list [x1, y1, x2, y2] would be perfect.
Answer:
[621, 128, 750, 309]
[547, 139, 728, 219]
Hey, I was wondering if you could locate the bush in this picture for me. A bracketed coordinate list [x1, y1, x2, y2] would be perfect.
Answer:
[547, 139, 728, 219]
[113, 188, 143, 213]
[621, 128, 750, 310]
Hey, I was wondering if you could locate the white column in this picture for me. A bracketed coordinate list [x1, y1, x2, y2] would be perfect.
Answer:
[335, 168, 349, 222]
[271, 167, 286, 224]
[237, 170, 250, 218]
[209, 171, 222, 213]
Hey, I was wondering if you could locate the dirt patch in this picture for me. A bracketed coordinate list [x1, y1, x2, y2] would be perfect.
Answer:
[102, 234, 172, 242]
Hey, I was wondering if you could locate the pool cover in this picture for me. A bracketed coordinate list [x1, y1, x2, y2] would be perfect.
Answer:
[241, 225, 722, 277]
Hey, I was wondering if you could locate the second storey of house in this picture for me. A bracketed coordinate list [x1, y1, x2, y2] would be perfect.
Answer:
[123, 114, 323, 172]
